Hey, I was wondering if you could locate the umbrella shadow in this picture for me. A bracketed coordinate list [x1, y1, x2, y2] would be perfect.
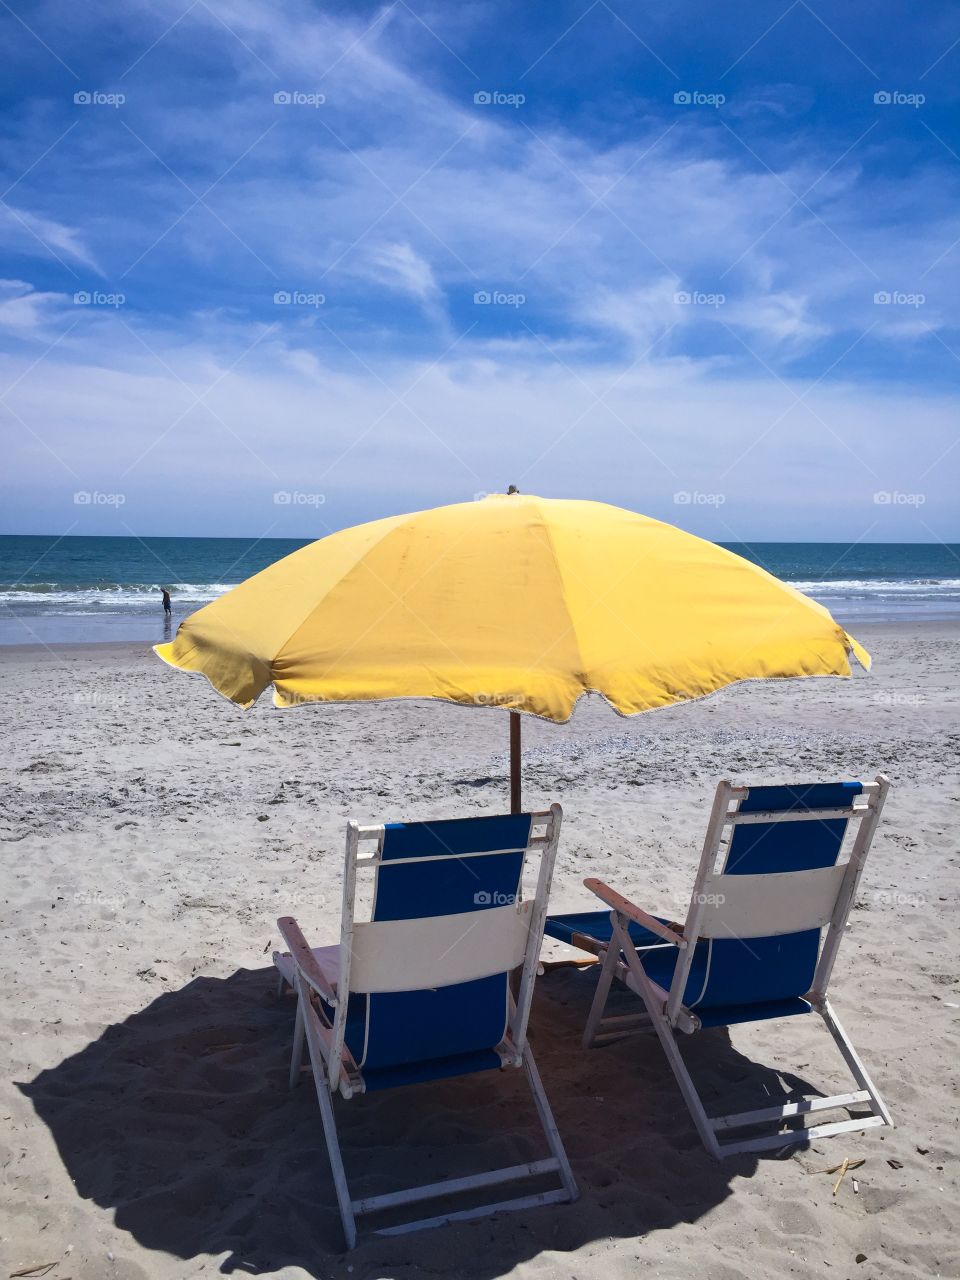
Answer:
[17, 964, 815, 1276]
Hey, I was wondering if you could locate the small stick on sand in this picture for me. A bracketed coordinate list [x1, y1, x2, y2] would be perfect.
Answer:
[832, 1157, 851, 1194]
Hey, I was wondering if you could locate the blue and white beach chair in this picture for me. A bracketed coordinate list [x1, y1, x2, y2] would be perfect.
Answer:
[545, 776, 892, 1157]
[273, 806, 577, 1247]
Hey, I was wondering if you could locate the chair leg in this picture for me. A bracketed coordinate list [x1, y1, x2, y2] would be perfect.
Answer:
[819, 999, 894, 1127]
[289, 997, 305, 1090]
[582, 943, 618, 1048]
[294, 975, 357, 1249]
[522, 1046, 578, 1202]
[619, 938, 723, 1159]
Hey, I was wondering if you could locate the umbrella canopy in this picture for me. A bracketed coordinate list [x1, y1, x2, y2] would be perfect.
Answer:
[155, 493, 868, 724]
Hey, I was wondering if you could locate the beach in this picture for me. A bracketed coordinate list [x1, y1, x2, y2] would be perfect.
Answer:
[1, 620, 958, 1279]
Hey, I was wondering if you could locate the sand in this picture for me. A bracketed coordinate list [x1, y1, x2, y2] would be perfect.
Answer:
[1, 621, 958, 1279]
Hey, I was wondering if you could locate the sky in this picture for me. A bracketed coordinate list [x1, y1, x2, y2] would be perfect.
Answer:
[1, 0, 958, 544]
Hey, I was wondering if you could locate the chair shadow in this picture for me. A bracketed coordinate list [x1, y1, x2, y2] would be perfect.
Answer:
[18, 963, 822, 1276]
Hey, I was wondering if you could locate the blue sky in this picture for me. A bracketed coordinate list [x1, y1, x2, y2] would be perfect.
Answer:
[1, 0, 958, 543]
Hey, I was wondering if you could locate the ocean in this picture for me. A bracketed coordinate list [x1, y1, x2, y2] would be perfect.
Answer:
[1, 534, 958, 645]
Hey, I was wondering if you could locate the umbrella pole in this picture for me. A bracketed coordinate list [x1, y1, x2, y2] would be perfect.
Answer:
[509, 711, 521, 813]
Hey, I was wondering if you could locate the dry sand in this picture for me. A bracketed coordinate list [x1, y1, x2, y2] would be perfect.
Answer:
[1, 621, 958, 1279]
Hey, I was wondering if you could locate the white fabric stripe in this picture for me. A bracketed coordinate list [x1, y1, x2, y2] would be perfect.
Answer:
[697, 866, 846, 939]
[348, 903, 533, 994]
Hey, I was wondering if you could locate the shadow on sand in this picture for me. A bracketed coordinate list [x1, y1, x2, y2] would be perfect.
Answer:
[19, 963, 823, 1276]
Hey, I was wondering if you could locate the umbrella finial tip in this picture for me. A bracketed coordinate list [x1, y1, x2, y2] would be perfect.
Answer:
[507, 484, 520, 495]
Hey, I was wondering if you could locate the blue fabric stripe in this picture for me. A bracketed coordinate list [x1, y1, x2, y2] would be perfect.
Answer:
[349, 814, 532, 1079]
[360, 1048, 503, 1092]
[695, 780, 863, 1012]
[375, 813, 531, 921]
[544, 911, 666, 950]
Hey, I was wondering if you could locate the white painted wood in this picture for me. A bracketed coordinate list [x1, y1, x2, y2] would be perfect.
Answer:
[523, 1043, 579, 1201]
[373, 1188, 572, 1236]
[329, 821, 360, 1094]
[710, 1090, 870, 1130]
[295, 970, 357, 1249]
[510, 804, 563, 1057]
[668, 780, 733, 1022]
[696, 865, 846, 938]
[729, 805, 866, 824]
[573, 774, 894, 1160]
[289, 998, 305, 1091]
[719, 1115, 885, 1156]
[351, 1158, 560, 1214]
[613, 914, 722, 1159]
[582, 937, 619, 1049]
[810, 773, 890, 1002]
[274, 805, 575, 1246]
[820, 998, 894, 1127]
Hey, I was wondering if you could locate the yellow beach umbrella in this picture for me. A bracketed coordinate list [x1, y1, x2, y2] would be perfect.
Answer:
[155, 493, 868, 809]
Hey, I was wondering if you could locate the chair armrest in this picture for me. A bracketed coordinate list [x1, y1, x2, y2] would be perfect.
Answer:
[582, 878, 686, 948]
[277, 915, 339, 1005]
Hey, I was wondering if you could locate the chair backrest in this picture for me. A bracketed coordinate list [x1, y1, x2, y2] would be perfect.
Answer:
[668, 777, 888, 1018]
[334, 808, 561, 1080]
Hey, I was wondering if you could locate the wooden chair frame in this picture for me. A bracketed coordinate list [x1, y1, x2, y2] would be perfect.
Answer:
[274, 805, 577, 1246]
[582, 775, 893, 1157]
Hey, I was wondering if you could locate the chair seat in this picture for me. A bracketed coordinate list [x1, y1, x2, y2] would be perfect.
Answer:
[361, 1047, 505, 1092]
[634, 945, 815, 1027]
[545, 909, 669, 951]
[551, 910, 817, 1029]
